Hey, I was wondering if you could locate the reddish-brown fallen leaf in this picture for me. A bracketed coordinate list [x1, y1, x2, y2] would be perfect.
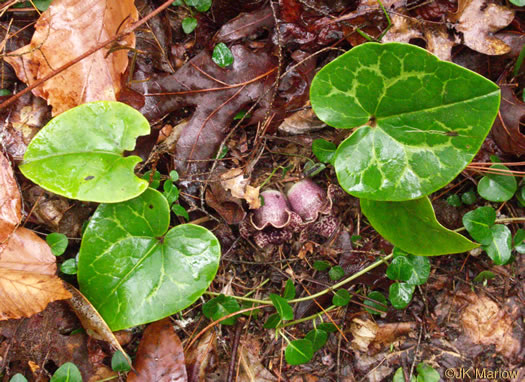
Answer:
[0, 151, 21, 243]
[185, 330, 217, 382]
[0, 227, 71, 320]
[127, 318, 187, 382]
[5, 0, 138, 115]
[491, 84, 525, 156]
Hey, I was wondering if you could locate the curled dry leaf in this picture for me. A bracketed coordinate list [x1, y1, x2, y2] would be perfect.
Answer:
[220, 168, 261, 209]
[452, 0, 514, 56]
[205, 181, 246, 225]
[350, 317, 415, 353]
[491, 84, 525, 156]
[459, 291, 522, 360]
[185, 330, 217, 382]
[127, 318, 187, 382]
[0, 151, 21, 243]
[64, 283, 130, 363]
[5, 0, 138, 115]
[278, 105, 326, 135]
[238, 336, 277, 382]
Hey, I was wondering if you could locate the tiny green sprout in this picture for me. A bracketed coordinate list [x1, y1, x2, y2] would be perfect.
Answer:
[328, 265, 344, 281]
[60, 258, 78, 275]
[111, 350, 131, 372]
[212, 43, 234, 68]
[9, 374, 28, 382]
[46, 233, 68, 256]
[182, 17, 197, 34]
[446, 194, 462, 207]
[50, 362, 82, 382]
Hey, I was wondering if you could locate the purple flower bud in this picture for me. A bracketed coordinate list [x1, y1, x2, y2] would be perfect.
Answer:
[251, 190, 292, 230]
[287, 179, 327, 221]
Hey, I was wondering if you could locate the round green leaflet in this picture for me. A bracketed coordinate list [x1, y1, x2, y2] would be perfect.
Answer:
[20, 101, 150, 203]
[78, 188, 221, 331]
[310, 42, 500, 201]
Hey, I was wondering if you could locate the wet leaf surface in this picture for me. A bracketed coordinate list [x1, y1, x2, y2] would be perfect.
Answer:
[491, 84, 525, 155]
[0, 151, 21, 243]
[127, 318, 188, 382]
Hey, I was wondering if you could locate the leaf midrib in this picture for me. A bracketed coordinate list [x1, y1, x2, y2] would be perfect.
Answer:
[23, 150, 126, 163]
[374, 90, 499, 122]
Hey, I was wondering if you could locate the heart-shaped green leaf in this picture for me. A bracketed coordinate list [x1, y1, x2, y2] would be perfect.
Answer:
[312, 139, 337, 164]
[388, 248, 430, 285]
[477, 164, 517, 202]
[202, 294, 241, 325]
[389, 282, 415, 309]
[332, 289, 351, 306]
[310, 42, 500, 201]
[361, 196, 478, 256]
[285, 339, 314, 365]
[78, 188, 220, 330]
[305, 329, 328, 352]
[21, 101, 150, 203]
[364, 291, 388, 315]
[483, 224, 512, 265]
[270, 294, 294, 321]
[462, 206, 496, 245]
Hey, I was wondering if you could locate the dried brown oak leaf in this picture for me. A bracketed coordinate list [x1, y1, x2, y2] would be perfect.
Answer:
[0, 152, 70, 320]
[127, 318, 188, 382]
[5, 0, 138, 115]
[136, 44, 276, 176]
[382, 0, 514, 60]
[451, 0, 515, 56]
[491, 84, 525, 156]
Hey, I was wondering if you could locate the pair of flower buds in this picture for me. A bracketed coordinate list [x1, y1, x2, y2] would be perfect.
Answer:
[240, 179, 338, 247]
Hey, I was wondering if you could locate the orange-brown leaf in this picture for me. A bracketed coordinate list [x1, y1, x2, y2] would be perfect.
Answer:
[0, 267, 71, 320]
[127, 318, 187, 382]
[5, 0, 138, 115]
[0, 227, 71, 320]
[0, 151, 21, 243]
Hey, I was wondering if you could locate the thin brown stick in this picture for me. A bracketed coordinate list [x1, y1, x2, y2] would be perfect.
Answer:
[0, 0, 175, 110]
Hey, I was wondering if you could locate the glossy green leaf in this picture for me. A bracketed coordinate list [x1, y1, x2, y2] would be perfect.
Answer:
[50, 363, 82, 382]
[312, 139, 337, 164]
[364, 291, 388, 315]
[461, 190, 477, 205]
[9, 374, 28, 382]
[483, 224, 512, 265]
[172, 204, 189, 220]
[393, 368, 406, 382]
[416, 363, 440, 382]
[386, 255, 413, 282]
[514, 228, 525, 254]
[305, 329, 328, 352]
[389, 282, 415, 309]
[473, 270, 496, 283]
[310, 42, 500, 201]
[142, 170, 161, 189]
[462, 206, 496, 245]
[269, 294, 293, 321]
[78, 188, 220, 330]
[263, 313, 281, 329]
[283, 279, 296, 300]
[185, 0, 211, 12]
[182, 17, 197, 34]
[46, 233, 68, 256]
[329, 265, 344, 280]
[170, 170, 179, 182]
[111, 350, 131, 372]
[317, 322, 338, 333]
[202, 294, 241, 325]
[163, 180, 180, 205]
[60, 258, 78, 275]
[313, 260, 331, 271]
[285, 339, 314, 365]
[361, 196, 478, 255]
[390, 248, 430, 285]
[212, 43, 234, 68]
[477, 164, 517, 202]
[20, 101, 150, 203]
[517, 186, 525, 207]
[332, 289, 351, 306]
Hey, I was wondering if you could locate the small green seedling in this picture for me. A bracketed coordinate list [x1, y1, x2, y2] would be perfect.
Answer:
[46, 233, 68, 256]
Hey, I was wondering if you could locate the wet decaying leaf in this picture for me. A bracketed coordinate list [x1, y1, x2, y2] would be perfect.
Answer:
[135, 44, 276, 176]
[491, 84, 525, 156]
[220, 168, 260, 210]
[205, 180, 247, 225]
[0, 227, 72, 320]
[0, 151, 71, 320]
[127, 318, 187, 382]
[64, 284, 130, 363]
[5, 0, 138, 115]
[0, 301, 116, 381]
[0, 151, 21, 243]
[237, 336, 277, 381]
[212, 7, 274, 45]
